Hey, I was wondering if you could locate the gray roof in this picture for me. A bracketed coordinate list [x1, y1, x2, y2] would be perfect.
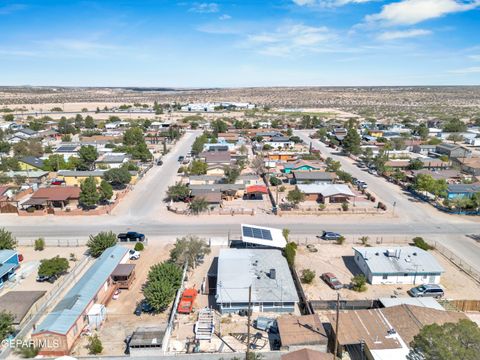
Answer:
[34, 246, 128, 335]
[216, 249, 298, 304]
[97, 153, 130, 163]
[189, 184, 244, 195]
[58, 170, 105, 177]
[129, 326, 166, 348]
[267, 136, 291, 142]
[0, 291, 46, 324]
[297, 184, 355, 197]
[5, 171, 48, 179]
[56, 144, 79, 153]
[353, 247, 444, 275]
[379, 297, 444, 311]
[20, 156, 44, 169]
[292, 171, 337, 181]
[447, 184, 480, 193]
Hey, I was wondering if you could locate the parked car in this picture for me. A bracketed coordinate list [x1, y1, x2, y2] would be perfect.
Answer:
[408, 284, 444, 298]
[177, 288, 197, 314]
[319, 231, 342, 241]
[368, 169, 378, 176]
[51, 179, 65, 185]
[178, 155, 185, 163]
[129, 249, 140, 260]
[36, 274, 58, 283]
[118, 232, 145, 242]
[321, 273, 343, 290]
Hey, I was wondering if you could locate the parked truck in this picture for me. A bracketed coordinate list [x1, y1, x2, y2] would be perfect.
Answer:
[178, 288, 197, 314]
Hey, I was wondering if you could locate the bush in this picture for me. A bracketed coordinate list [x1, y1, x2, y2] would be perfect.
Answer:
[134, 242, 144, 251]
[87, 231, 117, 257]
[336, 236, 345, 245]
[88, 334, 103, 355]
[318, 203, 326, 211]
[38, 256, 69, 277]
[34, 238, 45, 251]
[0, 228, 17, 250]
[351, 274, 367, 292]
[359, 236, 369, 246]
[170, 235, 210, 269]
[284, 242, 297, 267]
[341, 202, 349, 211]
[301, 269, 316, 284]
[144, 262, 183, 312]
[412, 237, 434, 251]
[279, 185, 286, 192]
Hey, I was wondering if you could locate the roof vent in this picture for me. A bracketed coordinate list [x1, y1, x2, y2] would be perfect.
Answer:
[269, 269, 276, 280]
[413, 252, 417, 256]
[375, 252, 379, 256]
[386, 249, 396, 257]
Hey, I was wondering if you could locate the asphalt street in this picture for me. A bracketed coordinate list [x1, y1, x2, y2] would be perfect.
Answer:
[2, 130, 480, 270]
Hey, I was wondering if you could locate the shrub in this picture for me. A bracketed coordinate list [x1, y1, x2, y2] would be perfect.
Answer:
[134, 242, 144, 251]
[284, 242, 297, 267]
[301, 269, 316, 284]
[88, 334, 103, 355]
[318, 204, 326, 211]
[336, 236, 346, 245]
[412, 237, 434, 251]
[351, 274, 367, 292]
[34, 238, 45, 251]
[38, 256, 69, 277]
[169, 235, 210, 269]
[87, 231, 117, 257]
[341, 202, 349, 211]
[279, 185, 286, 192]
[144, 262, 183, 312]
[359, 236, 369, 246]
[0, 228, 17, 250]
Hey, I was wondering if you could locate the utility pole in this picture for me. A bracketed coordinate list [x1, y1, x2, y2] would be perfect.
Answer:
[333, 292, 340, 360]
[246, 285, 252, 360]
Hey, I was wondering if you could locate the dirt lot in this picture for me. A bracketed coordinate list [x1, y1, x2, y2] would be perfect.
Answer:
[296, 243, 480, 301]
[2, 246, 87, 294]
[71, 243, 172, 357]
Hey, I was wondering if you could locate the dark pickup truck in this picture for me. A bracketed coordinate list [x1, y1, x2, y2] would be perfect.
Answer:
[117, 231, 145, 242]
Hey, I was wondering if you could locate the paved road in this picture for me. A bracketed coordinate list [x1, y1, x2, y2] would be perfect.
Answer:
[2, 130, 480, 270]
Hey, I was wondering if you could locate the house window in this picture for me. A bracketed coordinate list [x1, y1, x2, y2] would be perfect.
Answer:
[382, 274, 388, 280]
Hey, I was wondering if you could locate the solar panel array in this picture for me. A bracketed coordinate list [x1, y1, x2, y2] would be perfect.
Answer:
[242, 226, 273, 241]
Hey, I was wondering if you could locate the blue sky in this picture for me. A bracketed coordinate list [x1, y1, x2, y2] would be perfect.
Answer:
[0, 0, 479, 86]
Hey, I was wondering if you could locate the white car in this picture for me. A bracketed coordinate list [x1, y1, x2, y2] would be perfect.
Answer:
[129, 249, 140, 260]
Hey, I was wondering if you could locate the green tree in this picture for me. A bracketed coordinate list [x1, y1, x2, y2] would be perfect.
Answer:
[42, 154, 68, 171]
[287, 188, 305, 207]
[58, 117, 76, 134]
[409, 319, 480, 360]
[224, 165, 240, 184]
[412, 237, 434, 251]
[191, 134, 208, 155]
[38, 256, 69, 277]
[167, 183, 190, 202]
[325, 157, 341, 172]
[0, 311, 14, 341]
[78, 145, 99, 170]
[211, 119, 228, 135]
[104, 167, 132, 186]
[88, 334, 103, 355]
[170, 235, 211, 268]
[408, 158, 424, 170]
[0, 228, 17, 250]
[189, 160, 207, 175]
[79, 176, 100, 207]
[144, 262, 183, 312]
[442, 119, 467, 133]
[415, 124, 429, 140]
[447, 133, 464, 144]
[123, 127, 144, 145]
[87, 231, 117, 257]
[189, 198, 209, 214]
[12, 140, 43, 157]
[351, 274, 367, 292]
[270, 176, 282, 186]
[342, 127, 361, 155]
[99, 180, 113, 202]
[3, 114, 14, 122]
[85, 115, 95, 129]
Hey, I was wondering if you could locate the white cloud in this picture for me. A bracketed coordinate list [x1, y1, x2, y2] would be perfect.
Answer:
[246, 24, 335, 57]
[450, 66, 480, 73]
[378, 28, 432, 40]
[366, 0, 480, 26]
[469, 54, 480, 61]
[293, 0, 376, 7]
[189, 2, 219, 13]
[219, 14, 231, 20]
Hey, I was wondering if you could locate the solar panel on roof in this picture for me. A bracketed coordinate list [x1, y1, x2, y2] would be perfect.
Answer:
[252, 227, 263, 239]
[242, 225, 273, 241]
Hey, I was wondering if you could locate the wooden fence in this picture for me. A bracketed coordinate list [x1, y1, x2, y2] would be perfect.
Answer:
[449, 300, 480, 312]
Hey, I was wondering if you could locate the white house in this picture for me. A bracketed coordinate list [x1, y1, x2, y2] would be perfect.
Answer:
[353, 246, 444, 285]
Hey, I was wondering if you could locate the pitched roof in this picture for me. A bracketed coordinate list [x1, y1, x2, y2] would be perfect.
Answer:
[20, 156, 44, 169]
[246, 185, 268, 194]
[0, 291, 46, 324]
[34, 246, 128, 335]
[447, 183, 480, 194]
[277, 314, 328, 347]
[202, 151, 231, 163]
[281, 349, 331, 360]
[297, 184, 355, 197]
[31, 186, 81, 201]
[292, 171, 337, 181]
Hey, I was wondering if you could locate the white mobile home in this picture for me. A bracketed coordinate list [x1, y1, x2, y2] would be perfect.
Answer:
[353, 247, 444, 285]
